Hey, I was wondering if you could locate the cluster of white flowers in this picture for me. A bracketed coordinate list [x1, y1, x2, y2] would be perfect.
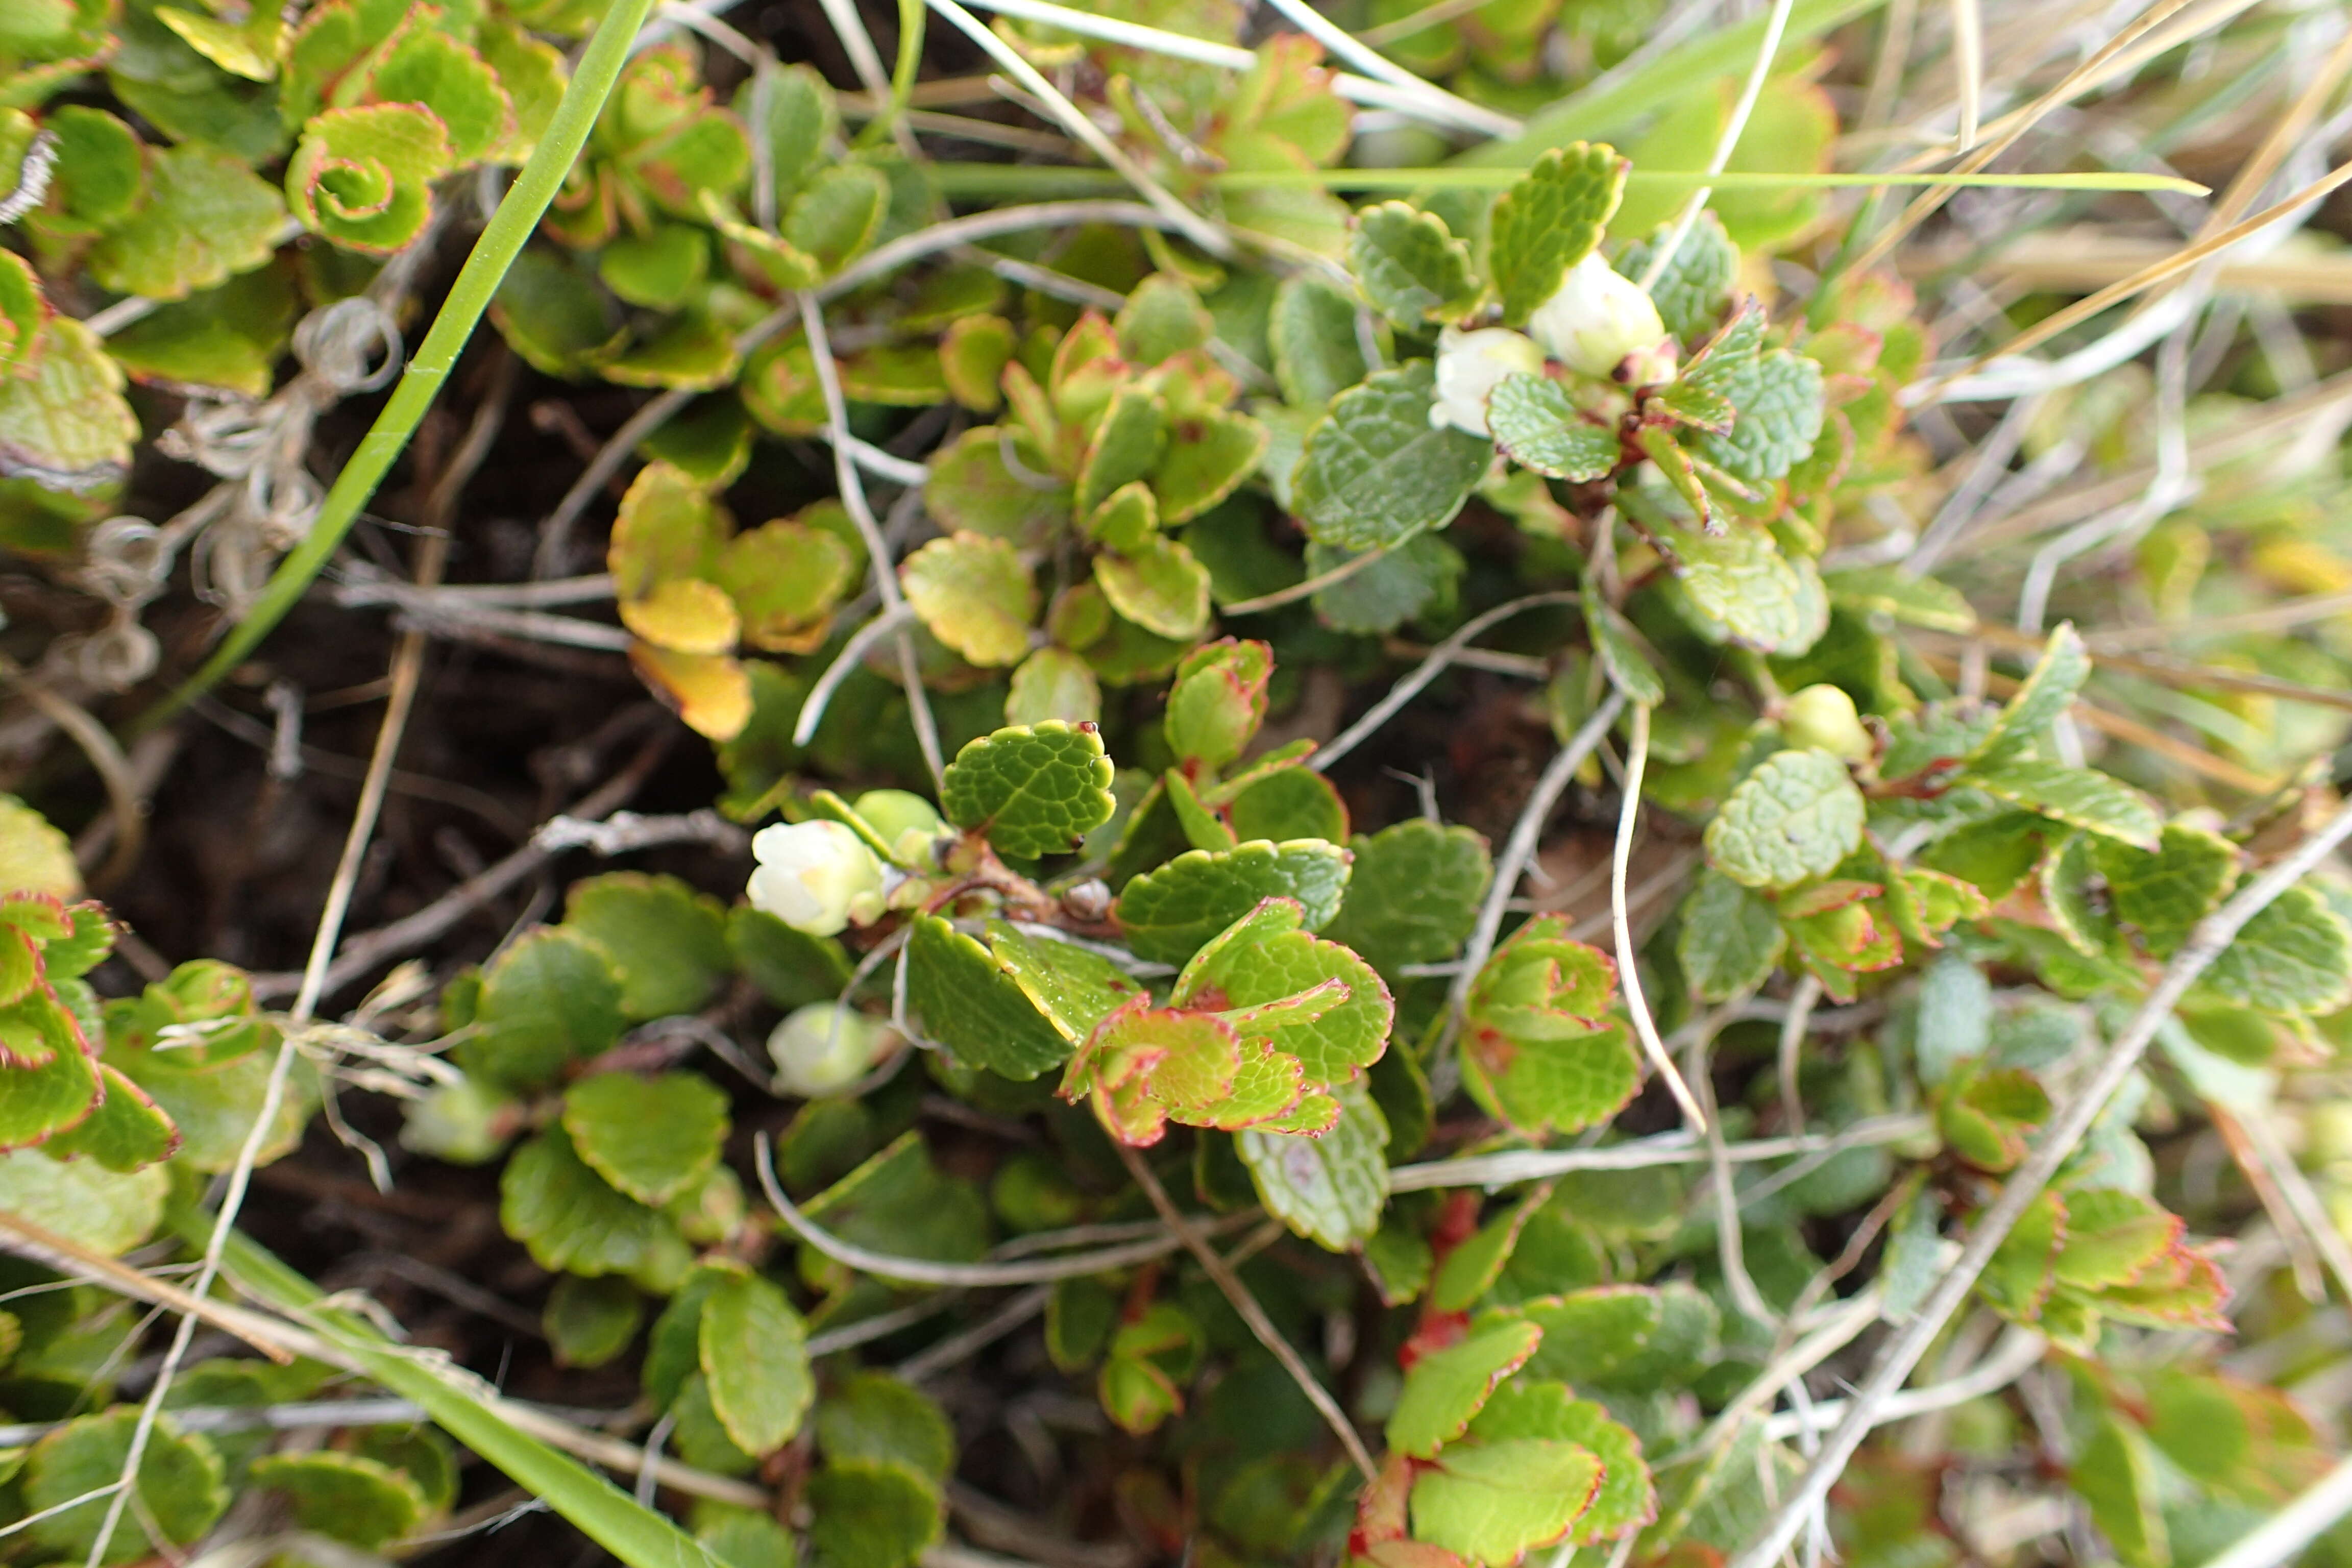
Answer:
[1431, 252, 1676, 438]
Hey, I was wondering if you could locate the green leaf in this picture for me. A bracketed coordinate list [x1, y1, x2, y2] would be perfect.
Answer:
[1305, 533, 1464, 635]
[1349, 201, 1479, 329]
[0, 792, 80, 898]
[921, 426, 1072, 546]
[0, 1000, 99, 1149]
[1082, 1004, 1254, 1143]
[103, 261, 301, 398]
[600, 223, 709, 309]
[38, 105, 144, 237]
[1512, 1283, 1719, 1388]
[1174, 897, 1393, 1086]
[500, 1124, 690, 1285]
[1487, 373, 1622, 481]
[816, 1372, 955, 1481]
[21, 1410, 228, 1564]
[1076, 385, 1169, 514]
[1095, 534, 1212, 641]
[1385, 1318, 1544, 1457]
[1324, 819, 1491, 974]
[901, 531, 1038, 668]
[1825, 565, 1977, 633]
[700, 1508, 798, 1568]
[0, 1143, 166, 1255]
[1965, 757, 2160, 850]
[1617, 211, 1737, 341]
[287, 102, 454, 253]
[38, 1062, 179, 1172]
[2090, 824, 2238, 960]
[1658, 520, 1826, 653]
[1409, 1439, 1602, 1568]
[86, 142, 284, 301]
[562, 1071, 729, 1207]
[1916, 951, 1991, 1086]
[460, 927, 627, 1089]
[1164, 638, 1271, 772]
[368, 26, 514, 163]
[1703, 748, 1867, 890]
[1689, 348, 1824, 483]
[742, 62, 836, 208]
[544, 1273, 645, 1369]
[1292, 360, 1493, 552]
[2073, 1417, 2169, 1568]
[988, 919, 1146, 1045]
[728, 906, 851, 1011]
[1236, 1078, 1388, 1250]
[490, 245, 624, 379]
[1116, 272, 1213, 365]
[1006, 646, 1102, 726]
[700, 1265, 813, 1455]
[904, 914, 1070, 1081]
[1489, 141, 1627, 326]
[1970, 623, 2089, 765]
[1468, 1384, 1656, 1543]
[1227, 765, 1349, 844]
[1153, 406, 1268, 523]
[1675, 868, 1787, 1000]
[251, 1451, 428, 1548]
[0, 251, 43, 384]
[805, 1462, 943, 1568]
[940, 720, 1117, 858]
[1269, 272, 1374, 407]
[0, 318, 137, 494]
[785, 161, 889, 275]
[566, 872, 731, 1019]
[1938, 1065, 2049, 1172]
[1462, 1016, 1640, 1140]
[1116, 839, 1353, 965]
[720, 516, 855, 652]
[2197, 877, 2352, 1015]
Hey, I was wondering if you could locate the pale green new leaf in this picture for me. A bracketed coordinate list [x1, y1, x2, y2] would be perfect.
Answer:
[1349, 200, 1479, 328]
[1409, 1439, 1603, 1567]
[1970, 623, 2090, 765]
[1489, 141, 1627, 325]
[1237, 1080, 1388, 1250]
[1386, 1318, 1544, 1457]
[700, 1266, 813, 1455]
[1488, 373, 1622, 481]
[1703, 749, 1867, 890]
[1966, 757, 2160, 849]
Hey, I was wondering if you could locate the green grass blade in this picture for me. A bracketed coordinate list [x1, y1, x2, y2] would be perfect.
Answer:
[1453, 0, 1889, 164]
[131, 0, 666, 738]
[177, 1213, 727, 1568]
[925, 165, 2205, 199]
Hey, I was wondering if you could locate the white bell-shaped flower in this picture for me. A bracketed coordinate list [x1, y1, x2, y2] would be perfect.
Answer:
[768, 1003, 900, 1097]
[1431, 326, 1546, 437]
[1528, 253, 1675, 384]
[748, 820, 886, 937]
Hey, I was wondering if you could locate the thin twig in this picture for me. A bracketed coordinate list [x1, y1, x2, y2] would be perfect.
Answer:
[1387, 1113, 1932, 1190]
[1313, 591, 1579, 772]
[1613, 703, 1707, 1128]
[0, 1211, 301, 1364]
[796, 604, 917, 746]
[3, 665, 145, 889]
[2196, 1450, 2352, 1568]
[758, 1134, 1231, 1284]
[1729, 794, 2352, 1568]
[1114, 1143, 1377, 1481]
[798, 291, 945, 790]
[1635, 0, 1798, 292]
[1439, 691, 1629, 1079]
[1255, 0, 1520, 135]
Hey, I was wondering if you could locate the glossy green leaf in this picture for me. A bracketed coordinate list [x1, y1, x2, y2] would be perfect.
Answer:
[1385, 1317, 1544, 1457]
[1488, 141, 1627, 325]
[1292, 361, 1492, 552]
[1703, 749, 1867, 890]
[904, 914, 1071, 1081]
[1116, 840, 1352, 965]
[1349, 201, 1479, 328]
[562, 1071, 729, 1207]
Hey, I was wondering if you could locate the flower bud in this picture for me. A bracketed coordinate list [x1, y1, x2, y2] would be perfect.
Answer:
[1527, 253, 1675, 384]
[1431, 326, 1547, 437]
[768, 1002, 901, 1096]
[748, 820, 886, 936]
[400, 1076, 519, 1165]
[1782, 684, 1874, 763]
[853, 789, 947, 866]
